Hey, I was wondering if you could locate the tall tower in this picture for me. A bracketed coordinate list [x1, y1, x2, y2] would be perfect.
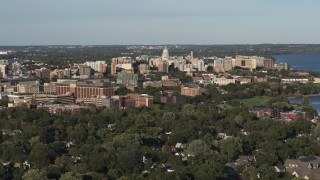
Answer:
[198, 59, 205, 72]
[162, 46, 169, 61]
[111, 58, 118, 75]
[0, 65, 7, 79]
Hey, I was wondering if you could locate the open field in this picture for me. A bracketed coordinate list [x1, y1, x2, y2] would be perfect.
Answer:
[240, 96, 270, 107]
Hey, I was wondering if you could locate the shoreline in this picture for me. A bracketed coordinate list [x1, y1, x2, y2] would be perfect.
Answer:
[288, 93, 320, 99]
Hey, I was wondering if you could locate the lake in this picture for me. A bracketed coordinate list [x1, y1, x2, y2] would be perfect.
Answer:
[273, 54, 320, 71]
[288, 96, 320, 114]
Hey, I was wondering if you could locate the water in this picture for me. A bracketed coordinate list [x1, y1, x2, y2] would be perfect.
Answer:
[288, 96, 320, 114]
[273, 54, 320, 71]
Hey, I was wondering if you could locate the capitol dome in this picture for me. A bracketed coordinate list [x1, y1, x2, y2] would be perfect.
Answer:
[162, 46, 169, 61]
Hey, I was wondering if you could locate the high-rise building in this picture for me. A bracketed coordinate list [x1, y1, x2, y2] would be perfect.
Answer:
[65, 68, 71, 78]
[40, 68, 51, 78]
[79, 65, 92, 76]
[111, 57, 133, 75]
[264, 59, 274, 70]
[198, 59, 205, 71]
[12, 62, 21, 73]
[116, 71, 138, 86]
[213, 58, 224, 72]
[111, 59, 117, 75]
[0, 65, 7, 79]
[85, 61, 106, 73]
[52, 69, 65, 79]
[277, 62, 289, 71]
[256, 57, 265, 68]
[235, 56, 257, 70]
[157, 61, 168, 73]
[223, 57, 233, 71]
[0, 60, 9, 65]
[44, 82, 57, 95]
[139, 64, 150, 74]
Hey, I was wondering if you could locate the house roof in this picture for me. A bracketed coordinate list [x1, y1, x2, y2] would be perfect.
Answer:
[293, 168, 320, 179]
[284, 156, 320, 179]
[274, 165, 286, 171]
[298, 156, 320, 163]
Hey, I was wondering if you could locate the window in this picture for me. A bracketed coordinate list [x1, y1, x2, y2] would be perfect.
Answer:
[241, 60, 246, 66]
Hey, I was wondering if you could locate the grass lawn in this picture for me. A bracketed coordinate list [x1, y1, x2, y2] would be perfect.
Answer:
[240, 96, 269, 107]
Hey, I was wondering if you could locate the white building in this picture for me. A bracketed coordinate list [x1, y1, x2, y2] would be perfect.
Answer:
[198, 59, 205, 71]
[0, 65, 7, 79]
[85, 61, 106, 73]
[213, 77, 236, 86]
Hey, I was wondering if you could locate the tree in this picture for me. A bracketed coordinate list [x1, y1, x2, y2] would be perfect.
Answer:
[70, 163, 90, 174]
[302, 96, 309, 106]
[186, 139, 214, 164]
[193, 161, 226, 180]
[29, 143, 53, 168]
[88, 152, 107, 172]
[258, 164, 278, 179]
[241, 166, 259, 180]
[112, 133, 143, 175]
[302, 105, 318, 118]
[22, 169, 48, 180]
[313, 124, 320, 139]
[162, 112, 176, 121]
[60, 172, 82, 180]
[116, 86, 132, 95]
[1, 141, 23, 162]
[219, 137, 243, 162]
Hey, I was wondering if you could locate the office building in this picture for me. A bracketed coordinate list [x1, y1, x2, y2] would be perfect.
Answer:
[235, 56, 257, 70]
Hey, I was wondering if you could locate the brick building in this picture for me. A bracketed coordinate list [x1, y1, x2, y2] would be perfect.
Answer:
[280, 110, 307, 119]
[263, 59, 274, 70]
[161, 91, 186, 104]
[118, 93, 153, 109]
[55, 79, 114, 102]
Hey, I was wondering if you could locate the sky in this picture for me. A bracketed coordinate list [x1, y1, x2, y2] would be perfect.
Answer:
[0, 0, 320, 45]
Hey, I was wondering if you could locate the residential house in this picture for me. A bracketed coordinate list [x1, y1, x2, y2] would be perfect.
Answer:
[283, 156, 320, 179]
[235, 156, 256, 166]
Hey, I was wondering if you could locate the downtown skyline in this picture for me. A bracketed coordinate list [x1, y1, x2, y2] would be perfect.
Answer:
[1, 0, 320, 45]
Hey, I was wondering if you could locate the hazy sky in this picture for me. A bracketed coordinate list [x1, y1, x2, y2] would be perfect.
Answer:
[1, 0, 320, 45]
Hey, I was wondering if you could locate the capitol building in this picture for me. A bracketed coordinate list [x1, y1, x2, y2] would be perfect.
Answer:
[161, 46, 170, 61]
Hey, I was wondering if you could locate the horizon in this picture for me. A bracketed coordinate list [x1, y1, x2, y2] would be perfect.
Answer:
[1, 43, 320, 47]
[1, 0, 320, 45]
